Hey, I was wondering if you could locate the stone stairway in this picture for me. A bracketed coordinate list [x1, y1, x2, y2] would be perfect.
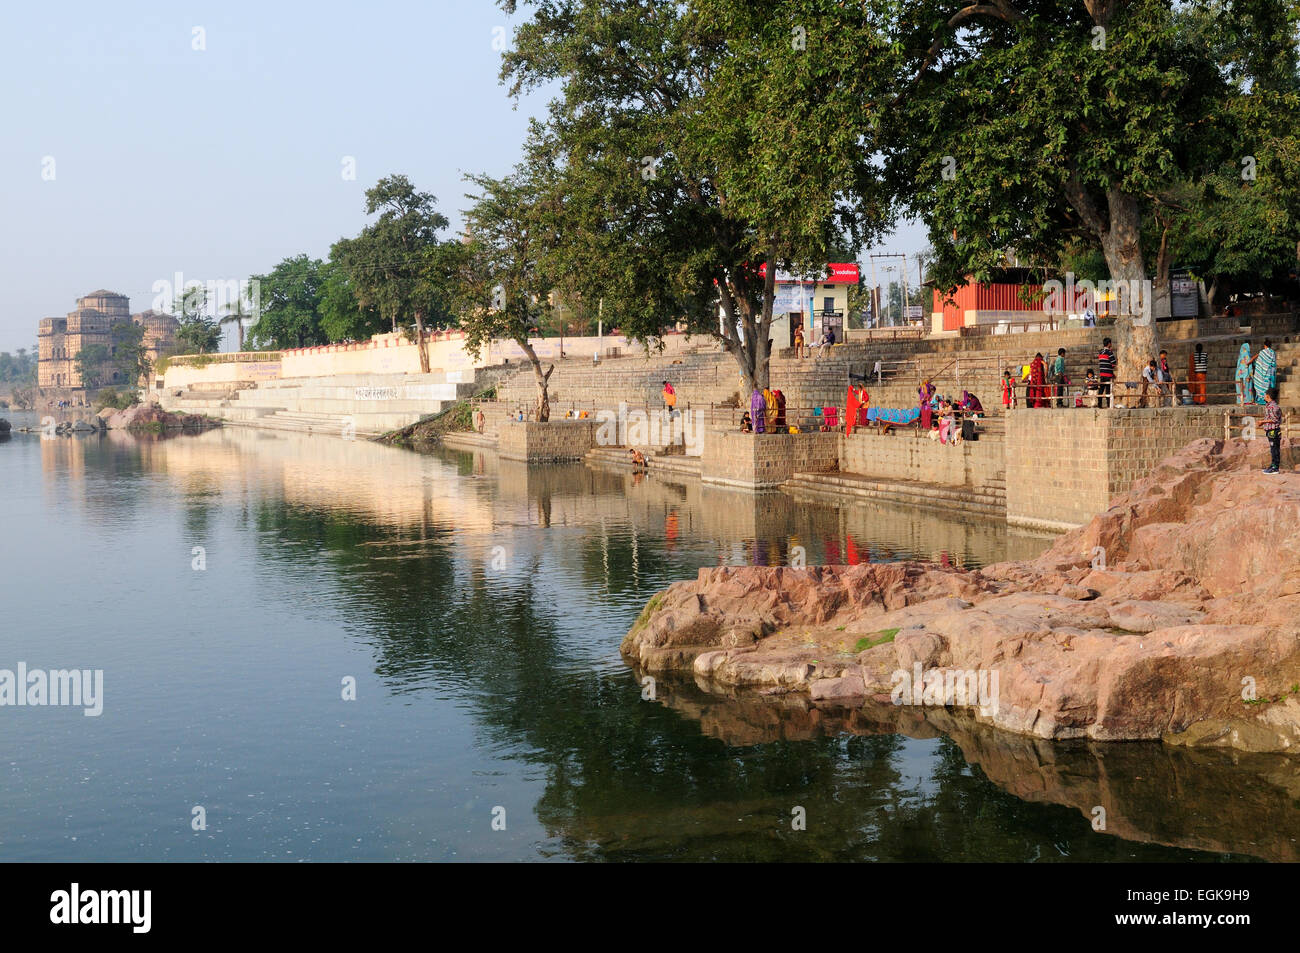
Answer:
[584, 444, 704, 479]
[784, 470, 1006, 518]
[442, 430, 500, 451]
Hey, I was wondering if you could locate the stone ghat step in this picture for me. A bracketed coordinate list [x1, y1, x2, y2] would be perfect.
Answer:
[442, 431, 499, 451]
[784, 470, 1005, 518]
[585, 446, 704, 477]
[231, 396, 455, 416]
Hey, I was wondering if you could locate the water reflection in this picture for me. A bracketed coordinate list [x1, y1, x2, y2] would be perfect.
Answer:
[3, 424, 1282, 862]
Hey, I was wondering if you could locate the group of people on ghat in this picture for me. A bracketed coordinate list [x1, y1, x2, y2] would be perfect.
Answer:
[740, 384, 789, 433]
[691, 333, 1286, 445]
[791, 324, 837, 360]
[995, 337, 1281, 410]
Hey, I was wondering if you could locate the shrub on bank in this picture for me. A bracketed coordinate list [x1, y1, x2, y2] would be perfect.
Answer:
[94, 387, 141, 411]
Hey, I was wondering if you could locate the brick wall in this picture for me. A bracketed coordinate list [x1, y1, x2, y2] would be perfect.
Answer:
[498, 420, 598, 463]
[1006, 407, 1227, 530]
[1102, 407, 1226, 495]
[702, 428, 840, 488]
[841, 430, 1005, 491]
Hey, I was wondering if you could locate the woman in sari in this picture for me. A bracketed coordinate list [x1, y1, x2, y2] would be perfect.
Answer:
[750, 387, 767, 433]
[845, 386, 861, 436]
[1253, 339, 1277, 406]
[918, 379, 936, 431]
[1235, 340, 1254, 405]
[763, 387, 778, 431]
[1029, 353, 1048, 408]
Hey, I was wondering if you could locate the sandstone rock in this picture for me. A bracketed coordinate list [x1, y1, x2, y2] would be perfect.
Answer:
[624, 436, 1300, 753]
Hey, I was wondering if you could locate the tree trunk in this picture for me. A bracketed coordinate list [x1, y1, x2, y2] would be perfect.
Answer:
[718, 280, 758, 395]
[413, 309, 431, 374]
[519, 339, 552, 421]
[1065, 178, 1158, 387]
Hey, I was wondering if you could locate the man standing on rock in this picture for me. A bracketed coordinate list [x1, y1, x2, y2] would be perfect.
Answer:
[1263, 387, 1282, 474]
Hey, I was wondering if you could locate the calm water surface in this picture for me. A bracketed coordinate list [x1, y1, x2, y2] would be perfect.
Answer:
[0, 415, 1289, 862]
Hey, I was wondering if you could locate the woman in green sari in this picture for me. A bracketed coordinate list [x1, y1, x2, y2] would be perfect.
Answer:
[1235, 340, 1253, 405]
[1252, 339, 1277, 406]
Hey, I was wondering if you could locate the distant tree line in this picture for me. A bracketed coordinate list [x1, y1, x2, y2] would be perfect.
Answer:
[0, 348, 36, 385]
[223, 0, 1299, 420]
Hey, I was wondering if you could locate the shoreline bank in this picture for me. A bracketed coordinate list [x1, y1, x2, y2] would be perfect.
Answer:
[623, 436, 1300, 755]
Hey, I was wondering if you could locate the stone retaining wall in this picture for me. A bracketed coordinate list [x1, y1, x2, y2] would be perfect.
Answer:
[498, 419, 599, 463]
[702, 428, 840, 489]
[841, 429, 1005, 493]
[1005, 407, 1229, 531]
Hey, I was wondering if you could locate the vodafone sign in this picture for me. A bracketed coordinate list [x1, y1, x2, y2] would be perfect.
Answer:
[757, 263, 861, 284]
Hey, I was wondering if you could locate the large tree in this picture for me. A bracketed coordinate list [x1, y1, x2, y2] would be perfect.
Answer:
[453, 170, 556, 421]
[501, 0, 889, 392]
[110, 321, 152, 385]
[73, 343, 110, 389]
[319, 259, 386, 342]
[876, 0, 1300, 379]
[245, 255, 328, 350]
[331, 175, 454, 374]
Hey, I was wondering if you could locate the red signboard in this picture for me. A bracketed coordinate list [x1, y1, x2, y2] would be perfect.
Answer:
[757, 263, 860, 284]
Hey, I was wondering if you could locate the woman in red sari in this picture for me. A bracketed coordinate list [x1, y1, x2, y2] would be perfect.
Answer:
[919, 379, 936, 430]
[1029, 353, 1047, 408]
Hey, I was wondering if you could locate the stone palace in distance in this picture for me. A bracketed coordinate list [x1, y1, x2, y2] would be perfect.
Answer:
[37, 290, 178, 394]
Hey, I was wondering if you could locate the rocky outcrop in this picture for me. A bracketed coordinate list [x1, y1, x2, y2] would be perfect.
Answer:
[106, 402, 218, 432]
[623, 436, 1300, 753]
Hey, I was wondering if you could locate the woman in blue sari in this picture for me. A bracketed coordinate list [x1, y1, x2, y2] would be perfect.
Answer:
[1235, 340, 1253, 405]
[1253, 339, 1277, 406]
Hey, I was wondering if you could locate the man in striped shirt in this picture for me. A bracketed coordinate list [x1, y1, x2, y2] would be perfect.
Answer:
[1263, 387, 1282, 473]
[1097, 338, 1116, 408]
[1190, 343, 1208, 405]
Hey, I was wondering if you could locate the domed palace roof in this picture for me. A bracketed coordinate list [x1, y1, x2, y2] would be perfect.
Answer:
[132, 309, 179, 327]
[84, 289, 127, 299]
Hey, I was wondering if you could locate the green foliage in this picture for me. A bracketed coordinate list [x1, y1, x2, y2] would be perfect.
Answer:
[453, 170, 552, 359]
[73, 343, 110, 389]
[331, 175, 456, 351]
[875, 0, 1300, 298]
[245, 254, 329, 349]
[319, 259, 385, 342]
[0, 348, 37, 384]
[854, 628, 900, 653]
[110, 321, 152, 384]
[175, 312, 222, 355]
[500, 0, 890, 390]
[93, 387, 139, 411]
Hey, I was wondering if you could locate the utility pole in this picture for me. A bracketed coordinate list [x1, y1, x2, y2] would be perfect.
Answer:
[870, 252, 909, 327]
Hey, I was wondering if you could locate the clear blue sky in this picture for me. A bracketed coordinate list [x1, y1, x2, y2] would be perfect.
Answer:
[0, 0, 923, 353]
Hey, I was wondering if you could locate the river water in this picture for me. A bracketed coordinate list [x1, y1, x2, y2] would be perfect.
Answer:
[1, 416, 1289, 862]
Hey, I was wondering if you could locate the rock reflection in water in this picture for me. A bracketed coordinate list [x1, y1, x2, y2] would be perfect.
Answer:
[635, 671, 1292, 862]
